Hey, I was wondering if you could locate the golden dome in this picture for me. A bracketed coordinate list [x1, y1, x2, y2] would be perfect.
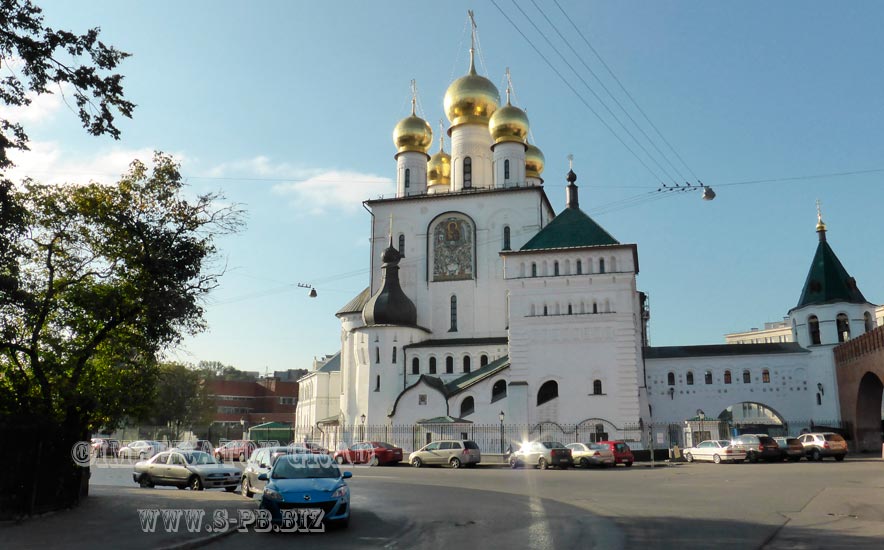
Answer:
[525, 143, 545, 179]
[443, 50, 500, 128]
[427, 136, 451, 187]
[489, 99, 529, 145]
[393, 111, 433, 155]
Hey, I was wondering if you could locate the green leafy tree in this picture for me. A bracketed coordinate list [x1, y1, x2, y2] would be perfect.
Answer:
[147, 362, 216, 439]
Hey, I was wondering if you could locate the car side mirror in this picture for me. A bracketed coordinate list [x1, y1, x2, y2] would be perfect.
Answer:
[260, 463, 268, 469]
[342, 471, 352, 479]
[258, 473, 268, 481]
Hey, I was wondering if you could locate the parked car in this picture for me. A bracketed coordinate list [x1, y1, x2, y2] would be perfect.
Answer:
[175, 440, 214, 453]
[596, 440, 635, 467]
[302, 442, 331, 455]
[119, 440, 164, 459]
[91, 438, 120, 457]
[241, 446, 309, 498]
[133, 450, 240, 491]
[409, 440, 481, 468]
[566, 442, 615, 468]
[731, 434, 781, 463]
[683, 440, 747, 464]
[773, 437, 805, 462]
[258, 453, 352, 528]
[798, 432, 847, 461]
[334, 441, 403, 466]
[214, 440, 257, 461]
[510, 441, 572, 470]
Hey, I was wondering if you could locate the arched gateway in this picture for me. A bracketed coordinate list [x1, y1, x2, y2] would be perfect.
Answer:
[835, 326, 884, 451]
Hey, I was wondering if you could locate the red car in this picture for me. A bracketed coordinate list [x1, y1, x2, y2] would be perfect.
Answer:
[214, 440, 257, 461]
[596, 440, 634, 467]
[333, 441, 403, 466]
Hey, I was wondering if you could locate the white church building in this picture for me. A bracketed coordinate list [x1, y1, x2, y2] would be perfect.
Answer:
[296, 27, 878, 449]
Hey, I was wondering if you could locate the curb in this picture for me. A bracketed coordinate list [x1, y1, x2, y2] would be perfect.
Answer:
[159, 526, 238, 550]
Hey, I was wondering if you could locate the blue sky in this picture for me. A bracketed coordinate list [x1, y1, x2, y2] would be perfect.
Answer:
[12, 1, 884, 373]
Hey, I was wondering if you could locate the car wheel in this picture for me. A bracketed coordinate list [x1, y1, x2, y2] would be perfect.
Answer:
[579, 457, 589, 468]
[411, 457, 422, 468]
[239, 452, 245, 462]
[510, 458, 520, 469]
[685, 453, 694, 463]
[713, 454, 721, 464]
[450, 457, 462, 469]
[335, 455, 345, 465]
[369, 456, 380, 467]
[138, 474, 154, 488]
[538, 458, 548, 470]
[189, 476, 204, 491]
[241, 477, 251, 497]
[811, 449, 822, 462]
[624, 461, 633, 467]
[834, 454, 845, 462]
[749, 453, 759, 463]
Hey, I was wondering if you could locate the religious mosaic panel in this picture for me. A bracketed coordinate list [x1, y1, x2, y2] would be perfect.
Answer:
[432, 216, 474, 281]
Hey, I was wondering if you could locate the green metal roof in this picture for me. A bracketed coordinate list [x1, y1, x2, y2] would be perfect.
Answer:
[444, 355, 510, 396]
[336, 287, 370, 316]
[794, 239, 867, 310]
[520, 207, 618, 251]
[416, 416, 473, 424]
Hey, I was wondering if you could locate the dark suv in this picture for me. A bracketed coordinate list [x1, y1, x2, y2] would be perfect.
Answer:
[732, 434, 780, 462]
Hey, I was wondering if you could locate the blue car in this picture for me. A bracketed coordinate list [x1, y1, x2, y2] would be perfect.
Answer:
[258, 454, 352, 529]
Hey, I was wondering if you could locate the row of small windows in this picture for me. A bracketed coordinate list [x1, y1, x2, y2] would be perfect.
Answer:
[456, 379, 606, 417]
[805, 312, 876, 345]
[410, 354, 490, 375]
[520, 257, 617, 278]
[666, 369, 771, 386]
[529, 300, 611, 316]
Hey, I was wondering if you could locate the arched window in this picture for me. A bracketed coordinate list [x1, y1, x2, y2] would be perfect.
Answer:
[375, 347, 380, 364]
[398, 234, 405, 256]
[554, 261, 560, 276]
[519, 262, 525, 277]
[593, 379, 603, 395]
[463, 355, 471, 373]
[865, 311, 874, 333]
[445, 356, 453, 374]
[492, 380, 507, 402]
[531, 263, 537, 277]
[576, 260, 583, 275]
[599, 258, 606, 273]
[742, 370, 751, 383]
[567, 304, 573, 315]
[592, 302, 598, 314]
[480, 354, 488, 367]
[808, 315, 821, 345]
[392, 346, 397, 363]
[537, 380, 558, 406]
[429, 357, 437, 374]
[724, 370, 732, 384]
[610, 256, 617, 272]
[463, 157, 472, 188]
[375, 375, 380, 391]
[504, 159, 510, 180]
[460, 396, 475, 417]
[762, 369, 770, 383]
[449, 296, 458, 332]
[411, 357, 420, 375]
[667, 372, 675, 386]
[404, 168, 410, 188]
[704, 371, 712, 384]
[543, 305, 548, 316]
[816, 392, 822, 405]
[503, 225, 511, 250]
[686, 371, 694, 385]
[836, 313, 850, 343]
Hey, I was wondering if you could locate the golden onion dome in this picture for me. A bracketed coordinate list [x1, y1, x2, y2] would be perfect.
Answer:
[427, 136, 451, 187]
[489, 96, 529, 145]
[525, 142, 545, 179]
[443, 50, 500, 128]
[393, 110, 433, 155]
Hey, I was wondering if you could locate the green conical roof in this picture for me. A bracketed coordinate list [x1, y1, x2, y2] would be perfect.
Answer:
[795, 236, 867, 309]
[520, 207, 618, 250]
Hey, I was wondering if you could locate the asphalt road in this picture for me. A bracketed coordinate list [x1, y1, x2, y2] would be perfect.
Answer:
[83, 457, 884, 549]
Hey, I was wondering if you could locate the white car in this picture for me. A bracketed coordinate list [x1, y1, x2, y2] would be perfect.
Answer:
[566, 442, 615, 468]
[119, 440, 164, 459]
[684, 440, 746, 464]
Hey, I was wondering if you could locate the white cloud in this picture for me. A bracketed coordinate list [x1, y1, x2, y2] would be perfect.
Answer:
[0, 82, 73, 126]
[272, 170, 395, 215]
[207, 156, 320, 179]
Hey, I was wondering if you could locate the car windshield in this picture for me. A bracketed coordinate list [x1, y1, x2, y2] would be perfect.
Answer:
[182, 452, 218, 465]
[272, 455, 341, 479]
[542, 442, 564, 449]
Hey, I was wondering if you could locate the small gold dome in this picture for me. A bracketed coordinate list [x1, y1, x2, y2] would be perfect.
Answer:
[489, 100, 529, 144]
[427, 137, 451, 187]
[525, 143, 545, 179]
[393, 113, 433, 155]
[443, 51, 500, 128]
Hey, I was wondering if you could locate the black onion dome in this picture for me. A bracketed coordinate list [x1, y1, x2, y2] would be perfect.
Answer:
[363, 239, 417, 326]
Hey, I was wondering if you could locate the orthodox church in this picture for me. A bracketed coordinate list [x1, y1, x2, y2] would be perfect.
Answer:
[296, 25, 878, 446]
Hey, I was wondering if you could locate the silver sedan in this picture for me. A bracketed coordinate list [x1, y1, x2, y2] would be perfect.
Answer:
[133, 451, 240, 491]
[566, 442, 616, 468]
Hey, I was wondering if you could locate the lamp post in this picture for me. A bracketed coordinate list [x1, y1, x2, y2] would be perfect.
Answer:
[240, 417, 245, 440]
[360, 414, 366, 442]
[697, 409, 705, 444]
[262, 416, 267, 444]
[498, 411, 505, 454]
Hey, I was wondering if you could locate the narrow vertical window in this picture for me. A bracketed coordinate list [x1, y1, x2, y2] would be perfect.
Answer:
[375, 347, 380, 364]
[449, 295, 458, 332]
[704, 371, 712, 384]
[686, 371, 694, 385]
[762, 369, 770, 383]
[599, 258, 606, 273]
[463, 157, 472, 188]
[742, 370, 751, 383]
[567, 304, 573, 315]
[392, 346, 397, 363]
[398, 234, 405, 256]
[554, 261, 559, 276]
[808, 315, 821, 345]
[503, 226, 511, 250]
[543, 305, 548, 316]
[592, 302, 598, 314]
[504, 159, 510, 180]
[836, 313, 850, 343]
[429, 357, 437, 374]
[480, 354, 488, 367]
[531, 263, 537, 277]
[404, 168, 410, 188]
[724, 370, 732, 384]
[667, 372, 675, 386]
[576, 260, 582, 275]
[375, 375, 380, 391]
[445, 356, 453, 374]
[593, 380, 603, 395]
[412, 357, 419, 375]
[463, 355, 471, 373]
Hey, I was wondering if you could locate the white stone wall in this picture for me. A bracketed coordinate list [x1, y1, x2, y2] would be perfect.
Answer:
[492, 141, 526, 188]
[294, 370, 341, 428]
[449, 124, 494, 191]
[396, 151, 428, 197]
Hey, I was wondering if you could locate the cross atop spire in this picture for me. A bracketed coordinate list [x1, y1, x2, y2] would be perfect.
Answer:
[815, 199, 827, 240]
[410, 79, 417, 116]
[438, 119, 446, 152]
[505, 67, 512, 105]
[568, 153, 574, 171]
[468, 10, 477, 74]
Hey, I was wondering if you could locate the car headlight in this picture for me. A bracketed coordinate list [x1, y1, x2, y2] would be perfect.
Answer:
[331, 485, 349, 499]
[263, 488, 284, 501]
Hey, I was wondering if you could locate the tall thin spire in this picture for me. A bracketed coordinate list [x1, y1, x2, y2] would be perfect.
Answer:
[438, 119, 446, 152]
[816, 199, 827, 241]
[468, 9, 477, 75]
[566, 154, 579, 209]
